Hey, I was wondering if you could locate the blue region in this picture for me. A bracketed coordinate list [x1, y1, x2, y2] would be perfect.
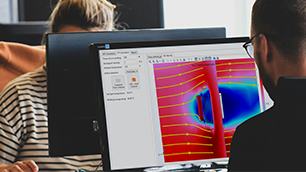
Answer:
[192, 90, 214, 126]
[201, 90, 214, 125]
[191, 85, 261, 128]
[219, 84, 261, 128]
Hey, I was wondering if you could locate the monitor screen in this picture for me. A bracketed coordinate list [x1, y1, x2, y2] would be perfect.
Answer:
[46, 28, 226, 157]
[89, 37, 273, 171]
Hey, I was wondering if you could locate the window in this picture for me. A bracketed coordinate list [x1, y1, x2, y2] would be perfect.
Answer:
[164, 0, 255, 37]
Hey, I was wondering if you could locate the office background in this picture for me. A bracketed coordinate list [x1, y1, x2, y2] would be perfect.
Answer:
[0, 0, 255, 37]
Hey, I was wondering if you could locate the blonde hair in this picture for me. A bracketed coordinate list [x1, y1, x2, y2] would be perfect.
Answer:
[49, 0, 116, 32]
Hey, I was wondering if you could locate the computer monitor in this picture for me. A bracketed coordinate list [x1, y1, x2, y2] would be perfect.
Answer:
[46, 28, 226, 157]
[0, 22, 48, 45]
[18, 0, 164, 29]
[89, 37, 272, 171]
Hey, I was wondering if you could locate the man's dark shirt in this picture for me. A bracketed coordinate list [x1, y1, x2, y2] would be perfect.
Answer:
[228, 106, 276, 171]
[228, 77, 306, 171]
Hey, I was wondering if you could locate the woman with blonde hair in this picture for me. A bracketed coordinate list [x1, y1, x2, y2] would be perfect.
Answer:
[0, 0, 117, 171]
[50, 0, 116, 33]
[0, 0, 118, 93]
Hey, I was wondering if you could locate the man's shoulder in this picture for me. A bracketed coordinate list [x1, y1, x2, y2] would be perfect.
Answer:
[237, 106, 276, 133]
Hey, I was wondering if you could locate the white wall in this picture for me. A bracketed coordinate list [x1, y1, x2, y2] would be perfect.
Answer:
[0, 0, 18, 23]
[0, 0, 11, 22]
[164, 0, 255, 37]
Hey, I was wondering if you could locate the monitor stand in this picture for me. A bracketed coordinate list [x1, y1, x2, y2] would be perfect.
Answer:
[144, 161, 228, 172]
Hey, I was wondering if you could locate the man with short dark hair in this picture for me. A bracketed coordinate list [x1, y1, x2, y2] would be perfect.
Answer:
[228, 0, 306, 171]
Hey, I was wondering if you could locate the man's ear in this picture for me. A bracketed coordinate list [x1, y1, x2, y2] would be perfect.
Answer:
[258, 34, 270, 62]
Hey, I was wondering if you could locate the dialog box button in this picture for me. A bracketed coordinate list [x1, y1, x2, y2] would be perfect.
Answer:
[112, 75, 125, 91]
[128, 75, 140, 90]
[125, 69, 139, 74]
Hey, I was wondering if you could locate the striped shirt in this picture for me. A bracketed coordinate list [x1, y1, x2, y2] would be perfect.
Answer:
[0, 66, 102, 171]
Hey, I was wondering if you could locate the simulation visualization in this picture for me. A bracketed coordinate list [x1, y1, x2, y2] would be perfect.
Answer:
[153, 58, 263, 163]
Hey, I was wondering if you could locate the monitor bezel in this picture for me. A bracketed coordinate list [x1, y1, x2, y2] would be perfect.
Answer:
[46, 28, 226, 157]
[89, 37, 249, 171]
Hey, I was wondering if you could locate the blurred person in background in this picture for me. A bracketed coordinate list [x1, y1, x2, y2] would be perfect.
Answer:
[0, 0, 118, 171]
